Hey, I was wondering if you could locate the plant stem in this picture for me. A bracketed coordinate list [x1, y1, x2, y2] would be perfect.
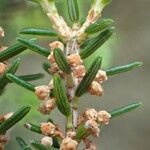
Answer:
[66, 115, 73, 131]
[72, 96, 79, 128]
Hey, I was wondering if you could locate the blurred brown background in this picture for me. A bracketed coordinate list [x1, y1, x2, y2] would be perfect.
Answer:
[0, 0, 149, 149]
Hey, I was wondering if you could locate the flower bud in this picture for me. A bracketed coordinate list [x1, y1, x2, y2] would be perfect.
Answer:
[88, 81, 103, 96]
[73, 65, 86, 78]
[67, 54, 83, 67]
[97, 110, 111, 125]
[95, 70, 107, 83]
[38, 98, 56, 114]
[35, 86, 50, 100]
[60, 138, 78, 150]
[41, 136, 53, 147]
[49, 41, 64, 51]
[40, 122, 56, 136]
[85, 120, 100, 137]
[0, 63, 7, 75]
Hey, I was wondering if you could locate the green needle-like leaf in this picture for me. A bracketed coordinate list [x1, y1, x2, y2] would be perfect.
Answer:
[8, 73, 44, 83]
[0, 106, 31, 134]
[42, 63, 51, 75]
[18, 73, 44, 81]
[53, 74, 71, 117]
[24, 123, 42, 134]
[101, 0, 112, 6]
[105, 61, 143, 76]
[19, 28, 58, 37]
[31, 141, 49, 150]
[6, 74, 35, 92]
[0, 58, 20, 93]
[53, 48, 71, 74]
[67, 0, 79, 22]
[80, 27, 114, 59]
[75, 57, 102, 97]
[16, 137, 32, 150]
[17, 37, 50, 57]
[85, 18, 114, 34]
[31, 141, 58, 150]
[75, 124, 91, 141]
[110, 102, 142, 118]
[0, 39, 36, 61]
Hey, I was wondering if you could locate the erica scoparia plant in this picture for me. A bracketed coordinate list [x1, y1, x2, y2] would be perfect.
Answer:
[0, 0, 143, 149]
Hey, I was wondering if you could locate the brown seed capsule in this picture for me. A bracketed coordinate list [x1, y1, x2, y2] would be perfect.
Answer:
[49, 41, 64, 51]
[88, 81, 103, 96]
[85, 120, 100, 137]
[38, 98, 56, 115]
[60, 138, 78, 150]
[0, 63, 7, 75]
[40, 122, 56, 136]
[72, 65, 86, 78]
[41, 136, 53, 147]
[67, 54, 83, 67]
[35, 86, 50, 100]
[97, 110, 111, 125]
[95, 70, 107, 83]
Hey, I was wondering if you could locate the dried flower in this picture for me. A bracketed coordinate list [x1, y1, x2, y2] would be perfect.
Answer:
[0, 46, 7, 52]
[3, 112, 13, 121]
[67, 131, 76, 138]
[49, 41, 64, 51]
[48, 63, 60, 74]
[88, 81, 103, 96]
[95, 70, 107, 83]
[0, 63, 7, 75]
[35, 86, 50, 100]
[48, 79, 54, 90]
[85, 109, 98, 121]
[67, 54, 83, 67]
[85, 120, 100, 137]
[84, 139, 96, 150]
[73, 65, 86, 78]
[0, 134, 9, 150]
[60, 138, 78, 150]
[40, 122, 56, 136]
[38, 98, 56, 114]
[41, 136, 53, 147]
[97, 110, 111, 125]
[47, 52, 55, 64]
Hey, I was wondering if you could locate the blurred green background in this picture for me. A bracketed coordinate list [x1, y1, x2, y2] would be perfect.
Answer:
[0, 0, 149, 149]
